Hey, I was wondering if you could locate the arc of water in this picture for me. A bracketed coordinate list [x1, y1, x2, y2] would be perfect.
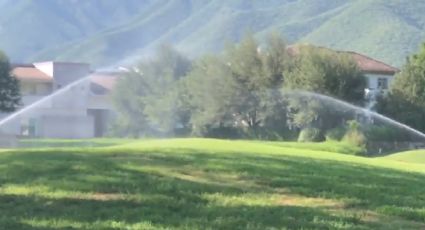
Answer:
[286, 90, 425, 140]
[0, 76, 91, 127]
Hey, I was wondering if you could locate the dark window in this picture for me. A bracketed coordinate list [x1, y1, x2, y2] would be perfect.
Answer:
[377, 78, 388, 89]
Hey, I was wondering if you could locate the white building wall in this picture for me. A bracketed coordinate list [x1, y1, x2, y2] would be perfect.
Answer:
[365, 73, 394, 91]
[38, 115, 94, 139]
[364, 73, 396, 110]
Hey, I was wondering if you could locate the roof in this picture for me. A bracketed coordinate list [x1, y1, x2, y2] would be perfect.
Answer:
[287, 45, 399, 75]
[343, 51, 399, 75]
[90, 74, 118, 91]
[12, 67, 52, 82]
[11, 63, 35, 68]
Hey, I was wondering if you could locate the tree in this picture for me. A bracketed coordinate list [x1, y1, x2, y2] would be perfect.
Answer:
[111, 45, 191, 137]
[284, 46, 366, 134]
[0, 51, 20, 112]
[376, 43, 425, 133]
[185, 55, 239, 136]
[186, 33, 291, 138]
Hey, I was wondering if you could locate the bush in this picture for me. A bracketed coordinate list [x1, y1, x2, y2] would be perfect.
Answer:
[242, 127, 299, 141]
[298, 127, 325, 142]
[204, 126, 241, 139]
[343, 130, 366, 148]
[341, 120, 367, 155]
[325, 127, 346, 141]
[365, 125, 411, 142]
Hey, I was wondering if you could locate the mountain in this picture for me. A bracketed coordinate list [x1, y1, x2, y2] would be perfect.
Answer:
[0, 0, 424, 68]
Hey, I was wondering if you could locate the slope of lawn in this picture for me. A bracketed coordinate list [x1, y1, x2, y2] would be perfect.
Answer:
[0, 138, 424, 229]
[17, 138, 135, 148]
[381, 149, 425, 164]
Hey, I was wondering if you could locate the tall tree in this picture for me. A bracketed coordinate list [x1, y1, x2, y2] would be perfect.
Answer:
[112, 45, 191, 137]
[187, 33, 291, 138]
[284, 46, 366, 132]
[376, 43, 425, 133]
[0, 51, 20, 112]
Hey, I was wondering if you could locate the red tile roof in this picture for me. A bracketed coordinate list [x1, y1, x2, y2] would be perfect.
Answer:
[343, 51, 399, 75]
[287, 45, 399, 75]
[12, 67, 52, 82]
[90, 74, 117, 91]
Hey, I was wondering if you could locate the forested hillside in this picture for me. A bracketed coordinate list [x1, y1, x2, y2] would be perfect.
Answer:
[1, 0, 424, 67]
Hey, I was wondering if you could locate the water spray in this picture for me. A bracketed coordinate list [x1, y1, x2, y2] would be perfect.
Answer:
[286, 90, 425, 140]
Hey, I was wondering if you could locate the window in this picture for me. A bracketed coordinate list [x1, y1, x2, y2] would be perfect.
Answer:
[377, 78, 388, 90]
[20, 118, 36, 137]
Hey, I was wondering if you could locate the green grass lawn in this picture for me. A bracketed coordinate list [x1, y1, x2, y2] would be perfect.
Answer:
[1, 138, 424, 229]
[381, 149, 425, 164]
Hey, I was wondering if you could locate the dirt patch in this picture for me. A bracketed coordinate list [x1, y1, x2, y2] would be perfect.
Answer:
[72, 193, 125, 201]
[278, 194, 345, 209]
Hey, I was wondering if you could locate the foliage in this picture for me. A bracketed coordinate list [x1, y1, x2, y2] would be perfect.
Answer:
[342, 120, 366, 153]
[112, 45, 191, 137]
[110, 33, 373, 141]
[298, 127, 324, 142]
[0, 51, 20, 112]
[186, 33, 290, 138]
[1, 138, 425, 229]
[376, 43, 425, 133]
[325, 126, 346, 141]
[365, 125, 412, 142]
[284, 46, 365, 131]
[285, 45, 366, 104]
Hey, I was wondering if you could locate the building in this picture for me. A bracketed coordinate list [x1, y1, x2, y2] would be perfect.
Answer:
[345, 51, 400, 105]
[0, 62, 118, 138]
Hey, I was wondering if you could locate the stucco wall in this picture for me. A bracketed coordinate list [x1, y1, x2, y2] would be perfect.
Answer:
[365, 73, 394, 90]
[38, 115, 94, 139]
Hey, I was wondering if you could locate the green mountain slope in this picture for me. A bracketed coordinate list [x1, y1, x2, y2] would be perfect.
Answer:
[302, 0, 425, 67]
[33, 0, 351, 67]
[2, 0, 425, 67]
[0, 0, 157, 62]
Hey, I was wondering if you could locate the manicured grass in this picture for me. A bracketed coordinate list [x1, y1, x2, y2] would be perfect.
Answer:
[0, 138, 424, 229]
[259, 140, 365, 155]
[18, 138, 135, 148]
[381, 150, 425, 164]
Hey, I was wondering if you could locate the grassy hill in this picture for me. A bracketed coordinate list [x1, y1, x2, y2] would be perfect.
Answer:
[1, 138, 424, 229]
[382, 149, 425, 164]
[1, 0, 425, 67]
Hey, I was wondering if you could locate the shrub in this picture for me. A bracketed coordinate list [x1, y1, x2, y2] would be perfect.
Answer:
[365, 125, 411, 142]
[341, 120, 367, 155]
[343, 129, 366, 148]
[325, 127, 346, 141]
[204, 126, 241, 139]
[298, 127, 325, 142]
[242, 127, 299, 141]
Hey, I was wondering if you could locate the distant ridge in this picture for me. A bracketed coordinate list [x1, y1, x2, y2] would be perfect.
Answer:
[0, 0, 424, 67]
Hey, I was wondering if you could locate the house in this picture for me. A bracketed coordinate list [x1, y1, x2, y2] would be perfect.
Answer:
[0, 62, 118, 138]
[344, 51, 399, 103]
